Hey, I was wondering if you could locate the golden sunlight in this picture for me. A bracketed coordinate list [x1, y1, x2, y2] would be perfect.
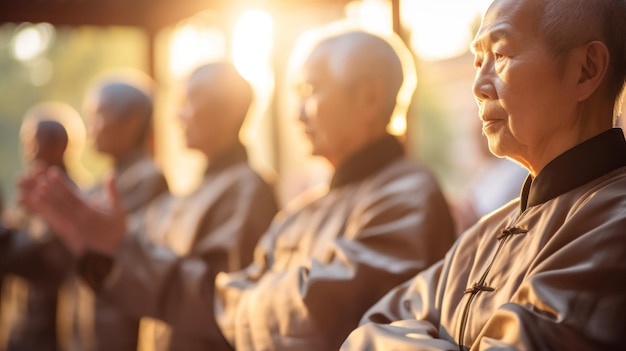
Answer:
[231, 9, 275, 177]
[346, 0, 393, 36]
[402, 0, 492, 61]
[11, 23, 54, 61]
[169, 21, 226, 78]
[232, 9, 274, 87]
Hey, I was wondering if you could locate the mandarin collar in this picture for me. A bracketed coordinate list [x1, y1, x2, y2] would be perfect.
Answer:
[206, 141, 248, 175]
[114, 149, 145, 174]
[520, 128, 626, 211]
[330, 134, 405, 189]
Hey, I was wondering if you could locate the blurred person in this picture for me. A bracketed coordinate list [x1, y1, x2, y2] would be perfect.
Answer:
[68, 79, 169, 351]
[82, 79, 169, 233]
[341, 0, 626, 349]
[21, 30, 456, 351]
[134, 62, 278, 351]
[1, 103, 84, 351]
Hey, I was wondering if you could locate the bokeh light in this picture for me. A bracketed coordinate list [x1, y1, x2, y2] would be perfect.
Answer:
[402, 0, 491, 61]
[169, 17, 226, 78]
[232, 9, 274, 88]
[11, 23, 55, 61]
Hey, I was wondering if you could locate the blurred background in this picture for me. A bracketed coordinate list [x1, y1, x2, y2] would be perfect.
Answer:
[0, 0, 540, 210]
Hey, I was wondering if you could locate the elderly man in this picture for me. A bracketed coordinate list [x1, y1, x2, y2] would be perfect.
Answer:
[133, 62, 278, 351]
[341, 0, 626, 350]
[83, 80, 169, 233]
[23, 31, 456, 351]
[1, 105, 80, 351]
[67, 80, 169, 351]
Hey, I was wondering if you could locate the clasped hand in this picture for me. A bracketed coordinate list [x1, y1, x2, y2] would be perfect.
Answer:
[17, 163, 127, 257]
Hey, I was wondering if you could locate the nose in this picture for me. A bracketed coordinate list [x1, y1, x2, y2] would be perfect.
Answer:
[472, 63, 497, 102]
[298, 102, 308, 123]
[299, 97, 317, 125]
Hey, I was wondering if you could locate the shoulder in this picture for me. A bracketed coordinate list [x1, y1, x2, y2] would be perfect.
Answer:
[366, 157, 441, 190]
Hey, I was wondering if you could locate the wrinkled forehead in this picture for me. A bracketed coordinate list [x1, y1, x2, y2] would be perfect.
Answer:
[479, 0, 541, 36]
[472, 0, 543, 51]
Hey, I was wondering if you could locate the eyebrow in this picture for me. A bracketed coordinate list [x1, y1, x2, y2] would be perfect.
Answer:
[470, 28, 511, 53]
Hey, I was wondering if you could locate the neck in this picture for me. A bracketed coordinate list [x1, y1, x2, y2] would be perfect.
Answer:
[525, 102, 614, 177]
[113, 148, 145, 171]
[329, 127, 388, 169]
[203, 135, 239, 161]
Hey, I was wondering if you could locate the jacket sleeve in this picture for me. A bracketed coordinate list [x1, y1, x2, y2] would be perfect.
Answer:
[216, 170, 456, 350]
[117, 164, 169, 214]
[192, 176, 277, 274]
[341, 250, 460, 351]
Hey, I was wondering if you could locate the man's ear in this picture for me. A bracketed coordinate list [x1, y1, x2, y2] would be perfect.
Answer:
[126, 113, 148, 147]
[355, 79, 386, 123]
[576, 40, 610, 102]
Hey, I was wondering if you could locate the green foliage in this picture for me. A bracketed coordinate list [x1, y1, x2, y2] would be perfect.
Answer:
[0, 24, 148, 205]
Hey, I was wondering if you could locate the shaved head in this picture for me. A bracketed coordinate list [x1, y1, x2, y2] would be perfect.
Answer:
[178, 61, 253, 156]
[535, 0, 626, 105]
[94, 82, 153, 142]
[20, 102, 82, 166]
[296, 30, 409, 166]
[188, 61, 253, 128]
[35, 120, 69, 152]
[306, 31, 404, 122]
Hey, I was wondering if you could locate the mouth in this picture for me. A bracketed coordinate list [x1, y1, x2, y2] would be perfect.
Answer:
[482, 119, 501, 130]
[481, 115, 502, 123]
[479, 104, 506, 127]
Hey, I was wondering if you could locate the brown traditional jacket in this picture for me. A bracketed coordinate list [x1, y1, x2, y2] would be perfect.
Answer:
[215, 135, 456, 350]
[342, 128, 626, 351]
[136, 142, 278, 351]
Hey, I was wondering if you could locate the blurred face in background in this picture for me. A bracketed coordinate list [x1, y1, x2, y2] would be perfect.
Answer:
[297, 51, 362, 167]
[84, 90, 142, 158]
[177, 71, 234, 158]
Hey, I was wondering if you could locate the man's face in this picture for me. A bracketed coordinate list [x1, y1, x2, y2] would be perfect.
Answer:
[86, 95, 125, 155]
[297, 54, 359, 164]
[472, 0, 577, 170]
[177, 76, 226, 154]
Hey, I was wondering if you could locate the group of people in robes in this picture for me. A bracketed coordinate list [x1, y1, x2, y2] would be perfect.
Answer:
[1, 0, 626, 350]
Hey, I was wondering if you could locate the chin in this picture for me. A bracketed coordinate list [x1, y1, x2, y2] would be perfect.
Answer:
[309, 145, 324, 157]
[486, 135, 507, 158]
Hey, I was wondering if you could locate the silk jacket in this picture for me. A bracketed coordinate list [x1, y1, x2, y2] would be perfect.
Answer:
[137, 142, 278, 351]
[215, 135, 456, 350]
[342, 128, 626, 351]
